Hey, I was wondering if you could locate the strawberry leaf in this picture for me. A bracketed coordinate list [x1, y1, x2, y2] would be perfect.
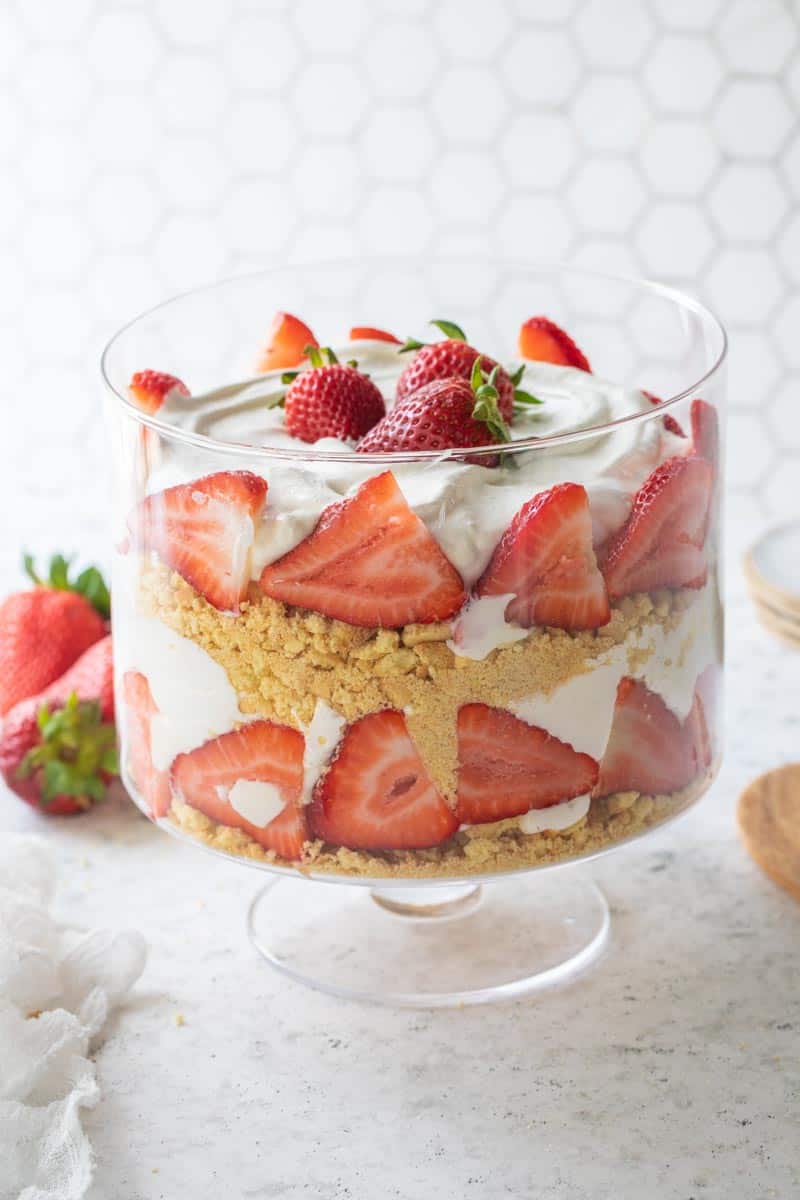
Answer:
[513, 390, 543, 407]
[18, 692, 118, 807]
[430, 318, 466, 341]
[508, 364, 526, 387]
[23, 553, 110, 619]
[399, 337, 425, 354]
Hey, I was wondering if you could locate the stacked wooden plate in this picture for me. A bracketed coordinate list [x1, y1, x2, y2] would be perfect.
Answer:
[743, 522, 800, 649]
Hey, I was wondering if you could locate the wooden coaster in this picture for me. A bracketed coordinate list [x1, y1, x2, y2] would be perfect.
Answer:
[750, 594, 800, 649]
[743, 522, 800, 619]
[738, 764, 800, 903]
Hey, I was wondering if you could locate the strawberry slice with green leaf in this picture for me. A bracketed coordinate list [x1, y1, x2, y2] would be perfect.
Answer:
[259, 471, 466, 628]
[310, 709, 458, 851]
[257, 311, 318, 372]
[518, 317, 591, 372]
[601, 456, 712, 601]
[456, 704, 598, 825]
[128, 470, 267, 613]
[594, 677, 706, 798]
[476, 482, 610, 630]
[171, 720, 307, 860]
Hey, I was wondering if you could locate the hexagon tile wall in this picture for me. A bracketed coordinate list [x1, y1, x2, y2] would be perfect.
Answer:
[0, 0, 797, 575]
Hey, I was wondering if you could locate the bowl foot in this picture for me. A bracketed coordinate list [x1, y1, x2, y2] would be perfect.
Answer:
[247, 870, 609, 1008]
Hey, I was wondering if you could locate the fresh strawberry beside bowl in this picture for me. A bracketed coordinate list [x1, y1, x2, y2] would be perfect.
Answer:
[0, 554, 109, 716]
[0, 635, 117, 816]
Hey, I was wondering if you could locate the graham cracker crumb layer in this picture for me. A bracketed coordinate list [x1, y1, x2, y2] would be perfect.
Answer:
[137, 560, 696, 800]
[166, 773, 712, 880]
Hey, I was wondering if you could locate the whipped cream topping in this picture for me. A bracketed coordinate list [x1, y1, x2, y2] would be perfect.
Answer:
[155, 345, 684, 589]
[448, 594, 528, 661]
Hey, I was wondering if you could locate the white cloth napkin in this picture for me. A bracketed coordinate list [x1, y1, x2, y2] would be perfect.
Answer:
[0, 835, 146, 1200]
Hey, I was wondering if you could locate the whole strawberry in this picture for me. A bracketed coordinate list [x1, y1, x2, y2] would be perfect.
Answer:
[396, 319, 533, 422]
[0, 635, 117, 816]
[0, 555, 109, 716]
[357, 360, 511, 466]
[284, 347, 385, 443]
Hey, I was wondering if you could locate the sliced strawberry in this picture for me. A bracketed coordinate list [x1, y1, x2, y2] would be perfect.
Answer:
[476, 483, 610, 630]
[257, 312, 318, 372]
[122, 671, 171, 818]
[601, 456, 712, 601]
[642, 389, 685, 439]
[171, 720, 306, 860]
[518, 317, 591, 372]
[128, 470, 268, 613]
[691, 399, 719, 468]
[310, 709, 458, 851]
[687, 664, 720, 773]
[260, 471, 466, 628]
[129, 370, 189, 415]
[349, 325, 401, 344]
[456, 704, 598, 825]
[594, 677, 706, 798]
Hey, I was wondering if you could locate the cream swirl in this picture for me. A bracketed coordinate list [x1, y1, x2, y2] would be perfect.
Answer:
[154, 342, 683, 588]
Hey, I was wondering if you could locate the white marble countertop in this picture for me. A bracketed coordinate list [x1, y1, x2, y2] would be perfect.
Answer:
[2, 577, 799, 1200]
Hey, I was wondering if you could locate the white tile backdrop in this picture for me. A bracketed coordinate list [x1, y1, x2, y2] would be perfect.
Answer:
[0, 0, 798, 576]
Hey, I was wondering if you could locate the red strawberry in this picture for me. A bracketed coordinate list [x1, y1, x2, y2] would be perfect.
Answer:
[310, 709, 458, 851]
[476, 483, 610, 630]
[518, 316, 591, 372]
[601, 456, 712, 601]
[396, 320, 516, 422]
[0, 635, 117, 816]
[284, 348, 385, 443]
[357, 370, 509, 466]
[690, 399, 719, 468]
[257, 311, 318, 372]
[128, 470, 268, 613]
[642, 390, 685, 439]
[456, 704, 598, 825]
[121, 671, 171, 818]
[171, 720, 306, 860]
[0, 555, 108, 716]
[129, 370, 189, 415]
[349, 325, 401, 344]
[594, 677, 707, 798]
[260, 471, 466, 628]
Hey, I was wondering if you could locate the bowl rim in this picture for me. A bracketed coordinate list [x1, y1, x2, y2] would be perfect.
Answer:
[100, 259, 728, 464]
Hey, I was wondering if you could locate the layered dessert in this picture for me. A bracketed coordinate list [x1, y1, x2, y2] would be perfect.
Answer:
[114, 312, 723, 879]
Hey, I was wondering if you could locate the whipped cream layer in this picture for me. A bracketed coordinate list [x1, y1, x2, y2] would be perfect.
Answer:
[154, 344, 685, 588]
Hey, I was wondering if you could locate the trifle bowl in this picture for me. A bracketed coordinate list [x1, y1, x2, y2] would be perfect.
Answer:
[103, 261, 726, 1006]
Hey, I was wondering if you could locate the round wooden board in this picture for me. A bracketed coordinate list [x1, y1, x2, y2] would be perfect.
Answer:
[738, 763, 800, 904]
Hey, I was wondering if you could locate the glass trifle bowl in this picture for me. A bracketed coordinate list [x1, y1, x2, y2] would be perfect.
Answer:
[102, 261, 726, 1006]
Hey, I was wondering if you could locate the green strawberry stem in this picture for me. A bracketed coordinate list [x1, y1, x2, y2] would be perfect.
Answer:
[18, 694, 118, 807]
[306, 345, 339, 368]
[23, 554, 110, 619]
[470, 359, 511, 444]
[429, 318, 466, 341]
[400, 317, 468, 354]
